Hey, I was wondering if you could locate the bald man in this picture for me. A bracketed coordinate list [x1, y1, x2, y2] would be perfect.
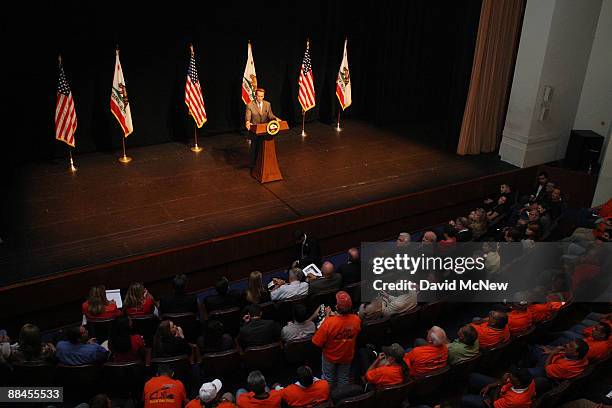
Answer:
[308, 261, 343, 297]
[337, 248, 361, 285]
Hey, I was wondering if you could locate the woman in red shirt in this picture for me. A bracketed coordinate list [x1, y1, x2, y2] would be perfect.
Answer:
[123, 282, 157, 317]
[82, 285, 122, 320]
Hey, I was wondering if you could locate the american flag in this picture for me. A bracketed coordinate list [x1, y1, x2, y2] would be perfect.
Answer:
[185, 46, 207, 128]
[55, 58, 77, 147]
[298, 41, 315, 112]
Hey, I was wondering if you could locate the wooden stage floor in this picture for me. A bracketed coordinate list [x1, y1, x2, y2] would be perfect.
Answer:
[0, 120, 514, 286]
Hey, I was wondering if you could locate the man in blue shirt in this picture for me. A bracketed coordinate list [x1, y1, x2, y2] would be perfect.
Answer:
[56, 326, 108, 365]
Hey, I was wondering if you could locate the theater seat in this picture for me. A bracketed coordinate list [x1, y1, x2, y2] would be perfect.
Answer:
[130, 314, 159, 346]
[150, 355, 192, 393]
[357, 317, 390, 348]
[86, 317, 116, 344]
[11, 361, 54, 387]
[283, 337, 320, 368]
[335, 390, 376, 408]
[208, 307, 241, 337]
[374, 381, 413, 407]
[102, 360, 146, 399]
[200, 348, 242, 384]
[410, 365, 450, 400]
[389, 306, 421, 344]
[55, 364, 102, 404]
[242, 342, 282, 375]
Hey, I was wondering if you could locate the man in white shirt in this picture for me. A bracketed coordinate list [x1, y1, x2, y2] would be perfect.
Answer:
[270, 268, 308, 301]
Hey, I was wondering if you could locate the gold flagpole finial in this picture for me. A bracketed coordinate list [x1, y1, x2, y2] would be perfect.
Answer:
[58, 54, 62, 64]
[189, 43, 194, 55]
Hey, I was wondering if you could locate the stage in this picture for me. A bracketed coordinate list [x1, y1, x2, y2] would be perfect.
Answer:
[1, 119, 536, 330]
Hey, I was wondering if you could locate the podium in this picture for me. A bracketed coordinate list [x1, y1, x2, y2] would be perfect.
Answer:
[250, 120, 289, 183]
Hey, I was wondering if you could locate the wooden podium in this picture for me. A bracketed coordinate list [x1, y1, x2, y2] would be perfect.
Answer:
[250, 120, 289, 183]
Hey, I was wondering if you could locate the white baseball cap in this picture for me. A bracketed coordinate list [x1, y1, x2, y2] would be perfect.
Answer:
[199, 379, 222, 402]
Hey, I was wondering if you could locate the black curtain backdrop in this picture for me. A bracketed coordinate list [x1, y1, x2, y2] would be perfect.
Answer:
[5, 0, 481, 163]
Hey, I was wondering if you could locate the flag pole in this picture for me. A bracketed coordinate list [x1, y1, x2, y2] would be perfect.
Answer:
[301, 110, 307, 137]
[68, 147, 77, 172]
[191, 124, 203, 152]
[119, 136, 132, 163]
[335, 108, 342, 132]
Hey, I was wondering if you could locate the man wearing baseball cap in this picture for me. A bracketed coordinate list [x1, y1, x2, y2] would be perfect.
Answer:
[312, 291, 361, 387]
[364, 343, 409, 387]
[186, 379, 236, 408]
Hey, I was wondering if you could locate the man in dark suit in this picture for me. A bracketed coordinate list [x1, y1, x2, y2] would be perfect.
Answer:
[245, 88, 281, 168]
[308, 261, 343, 297]
[238, 304, 281, 349]
[292, 230, 322, 268]
[336, 248, 361, 285]
[203, 277, 241, 315]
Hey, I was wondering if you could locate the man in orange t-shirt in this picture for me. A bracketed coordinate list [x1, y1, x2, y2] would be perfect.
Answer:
[143, 365, 187, 408]
[507, 302, 534, 335]
[528, 339, 589, 381]
[461, 367, 536, 408]
[312, 291, 361, 387]
[583, 323, 611, 362]
[281, 366, 330, 408]
[527, 302, 553, 323]
[364, 343, 408, 387]
[470, 310, 510, 349]
[237, 370, 282, 408]
[403, 326, 448, 378]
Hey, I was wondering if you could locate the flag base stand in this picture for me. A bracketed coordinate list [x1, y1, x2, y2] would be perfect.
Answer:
[68, 150, 77, 172]
[300, 130, 307, 137]
[118, 155, 132, 164]
[191, 145, 203, 153]
[334, 124, 343, 132]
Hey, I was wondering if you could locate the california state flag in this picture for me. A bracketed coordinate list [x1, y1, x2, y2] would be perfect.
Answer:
[336, 39, 352, 110]
[242, 42, 257, 105]
[110, 50, 134, 137]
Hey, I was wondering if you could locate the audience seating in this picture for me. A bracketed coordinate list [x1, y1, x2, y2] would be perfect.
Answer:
[283, 337, 320, 369]
[477, 339, 513, 375]
[374, 381, 413, 407]
[102, 361, 146, 399]
[357, 317, 390, 348]
[276, 295, 308, 325]
[389, 306, 421, 344]
[130, 314, 159, 346]
[342, 282, 362, 306]
[242, 342, 283, 375]
[533, 381, 571, 408]
[448, 354, 481, 389]
[208, 307, 242, 337]
[409, 365, 451, 403]
[260, 301, 278, 321]
[200, 348, 242, 384]
[55, 364, 102, 403]
[335, 390, 376, 408]
[86, 317, 116, 344]
[11, 361, 54, 387]
[308, 289, 339, 314]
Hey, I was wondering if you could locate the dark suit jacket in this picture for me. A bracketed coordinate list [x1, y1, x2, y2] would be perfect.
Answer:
[204, 292, 241, 314]
[308, 273, 343, 297]
[238, 319, 281, 349]
[337, 262, 361, 285]
[159, 293, 198, 315]
[245, 100, 277, 125]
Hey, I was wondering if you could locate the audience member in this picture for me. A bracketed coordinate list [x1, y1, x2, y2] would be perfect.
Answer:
[507, 301, 534, 335]
[396, 232, 411, 246]
[312, 291, 361, 388]
[87, 394, 112, 408]
[82, 285, 122, 321]
[421, 231, 437, 244]
[152, 320, 192, 358]
[528, 339, 589, 381]
[403, 326, 448, 378]
[123, 282, 157, 317]
[143, 364, 187, 408]
[160, 273, 198, 315]
[270, 268, 308, 301]
[186, 379, 236, 408]
[198, 320, 234, 354]
[452, 217, 473, 242]
[462, 367, 536, 408]
[238, 304, 281, 349]
[468, 208, 488, 239]
[308, 261, 343, 296]
[56, 326, 108, 365]
[364, 343, 408, 387]
[336, 247, 361, 286]
[293, 230, 322, 269]
[281, 303, 316, 343]
[447, 325, 479, 365]
[470, 310, 510, 349]
[525, 171, 549, 204]
[359, 289, 417, 321]
[281, 366, 330, 407]
[244, 271, 271, 306]
[8, 323, 56, 364]
[204, 277, 241, 314]
[108, 315, 145, 362]
[237, 370, 282, 408]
